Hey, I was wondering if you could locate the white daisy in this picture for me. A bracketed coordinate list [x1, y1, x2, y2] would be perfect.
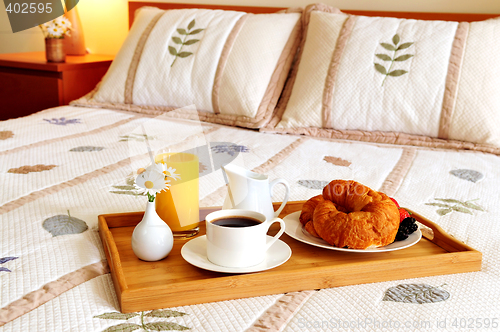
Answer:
[135, 163, 163, 178]
[135, 168, 169, 201]
[164, 166, 181, 181]
[55, 16, 72, 30]
[47, 26, 64, 38]
[149, 162, 166, 175]
[146, 162, 181, 181]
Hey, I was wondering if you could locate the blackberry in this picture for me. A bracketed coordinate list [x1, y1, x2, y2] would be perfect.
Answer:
[395, 217, 418, 241]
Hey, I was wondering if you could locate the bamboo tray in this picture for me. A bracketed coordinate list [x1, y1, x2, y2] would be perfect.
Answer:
[98, 201, 482, 313]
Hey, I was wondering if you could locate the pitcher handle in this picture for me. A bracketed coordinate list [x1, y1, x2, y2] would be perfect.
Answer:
[269, 178, 290, 217]
[264, 218, 286, 251]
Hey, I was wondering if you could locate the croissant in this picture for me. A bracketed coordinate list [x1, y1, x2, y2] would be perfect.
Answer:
[302, 180, 399, 249]
[299, 195, 324, 225]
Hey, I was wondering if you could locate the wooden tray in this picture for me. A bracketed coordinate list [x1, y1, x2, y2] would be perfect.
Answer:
[98, 201, 482, 313]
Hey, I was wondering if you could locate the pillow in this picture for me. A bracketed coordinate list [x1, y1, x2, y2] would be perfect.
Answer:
[264, 3, 500, 154]
[72, 6, 302, 129]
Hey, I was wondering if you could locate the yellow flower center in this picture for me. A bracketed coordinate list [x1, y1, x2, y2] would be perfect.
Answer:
[144, 181, 154, 189]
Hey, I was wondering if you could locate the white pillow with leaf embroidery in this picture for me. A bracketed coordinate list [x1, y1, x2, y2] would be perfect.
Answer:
[265, 4, 500, 155]
[73, 7, 302, 129]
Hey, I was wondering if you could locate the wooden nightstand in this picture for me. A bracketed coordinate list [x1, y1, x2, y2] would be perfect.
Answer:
[0, 52, 114, 120]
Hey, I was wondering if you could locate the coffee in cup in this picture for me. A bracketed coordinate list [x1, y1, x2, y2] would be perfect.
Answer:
[211, 216, 261, 228]
[205, 209, 286, 268]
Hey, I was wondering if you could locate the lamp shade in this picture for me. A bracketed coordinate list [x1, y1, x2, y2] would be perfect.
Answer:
[64, 6, 86, 55]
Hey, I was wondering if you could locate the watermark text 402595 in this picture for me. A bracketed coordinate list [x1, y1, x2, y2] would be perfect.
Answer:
[3, 0, 79, 33]
[6, 2, 53, 14]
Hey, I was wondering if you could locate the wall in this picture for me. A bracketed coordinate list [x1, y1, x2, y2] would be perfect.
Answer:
[1, 0, 500, 55]
[0, 0, 128, 55]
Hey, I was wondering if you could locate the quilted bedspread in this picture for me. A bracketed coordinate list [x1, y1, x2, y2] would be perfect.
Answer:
[1, 106, 499, 331]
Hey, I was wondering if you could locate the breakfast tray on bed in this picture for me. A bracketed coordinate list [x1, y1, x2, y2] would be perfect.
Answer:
[98, 200, 481, 313]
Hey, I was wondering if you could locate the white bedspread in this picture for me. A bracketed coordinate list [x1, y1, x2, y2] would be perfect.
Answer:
[1, 106, 499, 331]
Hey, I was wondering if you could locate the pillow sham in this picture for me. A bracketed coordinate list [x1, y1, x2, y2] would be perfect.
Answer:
[264, 3, 500, 154]
[72, 6, 302, 129]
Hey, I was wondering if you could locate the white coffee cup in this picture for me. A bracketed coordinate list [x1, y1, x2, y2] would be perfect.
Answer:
[205, 209, 286, 268]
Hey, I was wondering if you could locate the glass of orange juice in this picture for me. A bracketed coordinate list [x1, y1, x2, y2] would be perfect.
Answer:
[155, 152, 199, 238]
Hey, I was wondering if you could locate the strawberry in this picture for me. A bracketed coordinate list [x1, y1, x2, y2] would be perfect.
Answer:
[390, 197, 400, 208]
[390, 198, 408, 222]
[398, 208, 410, 222]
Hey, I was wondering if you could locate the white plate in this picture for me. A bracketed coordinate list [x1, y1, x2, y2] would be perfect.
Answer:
[283, 211, 422, 253]
[181, 235, 291, 273]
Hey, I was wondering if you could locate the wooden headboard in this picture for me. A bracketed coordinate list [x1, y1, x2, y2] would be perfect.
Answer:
[128, 1, 498, 28]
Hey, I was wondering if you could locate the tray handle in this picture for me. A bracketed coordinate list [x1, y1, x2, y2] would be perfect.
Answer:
[407, 209, 478, 253]
[98, 215, 128, 292]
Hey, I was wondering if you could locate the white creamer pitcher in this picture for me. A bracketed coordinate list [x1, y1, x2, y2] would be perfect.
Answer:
[221, 164, 290, 220]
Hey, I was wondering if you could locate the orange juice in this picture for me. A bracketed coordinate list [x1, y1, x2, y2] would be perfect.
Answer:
[155, 153, 199, 235]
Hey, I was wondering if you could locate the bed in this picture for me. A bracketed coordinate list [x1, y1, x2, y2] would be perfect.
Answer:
[1, 2, 500, 331]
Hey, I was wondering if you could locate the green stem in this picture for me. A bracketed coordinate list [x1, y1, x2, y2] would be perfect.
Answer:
[141, 311, 148, 331]
[170, 32, 189, 67]
[382, 49, 397, 86]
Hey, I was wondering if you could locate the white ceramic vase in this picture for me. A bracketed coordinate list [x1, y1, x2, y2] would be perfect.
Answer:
[132, 201, 174, 261]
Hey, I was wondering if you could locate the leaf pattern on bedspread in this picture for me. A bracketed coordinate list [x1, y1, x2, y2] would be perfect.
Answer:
[0, 256, 18, 273]
[298, 180, 329, 190]
[110, 174, 145, 197]
[102, 323, 140, 332]
[145, 310, 187, 318]
[169, 19, 205, 67]
[8, 164, 57, 174]
[70, 146, 105, 152]
[374, 34, 414, 86]
[426, 198, 485, 216]
[199, 162, 208, 173]
[0, 130, 14, 140]
[323, 156, 351, 167]
[42, 211, 89, 237]
[119, 133, 157, 142]
[450, 169, 484, 183]
[211, 143, 250, 156]
[95, 310, 189, 332]
[43, 117, 81, 125]
[94, 313, 139, 320]
[383, 283, 449, 304]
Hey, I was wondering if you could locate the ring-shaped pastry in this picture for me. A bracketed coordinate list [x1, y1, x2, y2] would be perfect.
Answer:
[300, 180, 399, 249]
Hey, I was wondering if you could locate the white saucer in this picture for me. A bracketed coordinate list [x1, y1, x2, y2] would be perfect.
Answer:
[284, 211, 422, 253]
[181, 235, 291, 273]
